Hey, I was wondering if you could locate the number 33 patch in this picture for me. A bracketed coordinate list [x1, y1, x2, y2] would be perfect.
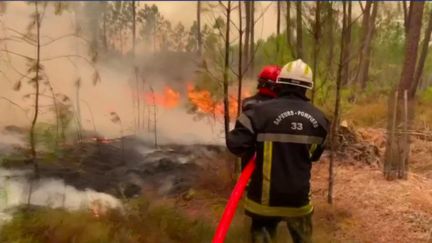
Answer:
[291, 122, 303, 130]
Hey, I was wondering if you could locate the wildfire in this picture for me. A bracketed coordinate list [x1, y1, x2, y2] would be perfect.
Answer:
[187, 84, 252, 120]
[138, 83, 252, 120]
[145, 86, 181, 109]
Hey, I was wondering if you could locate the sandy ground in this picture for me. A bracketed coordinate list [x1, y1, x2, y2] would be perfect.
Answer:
[312, 162, 432, 243]
[310, 128, 432, 243]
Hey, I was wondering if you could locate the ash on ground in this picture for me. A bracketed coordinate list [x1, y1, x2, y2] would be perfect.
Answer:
[1, 135, 229, 199]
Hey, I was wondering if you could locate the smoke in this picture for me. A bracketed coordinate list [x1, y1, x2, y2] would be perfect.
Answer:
[0, 168, 121, 225]
[0, 2, 234, 145]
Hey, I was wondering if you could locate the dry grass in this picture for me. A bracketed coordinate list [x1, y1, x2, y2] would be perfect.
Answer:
[0, 198, 215, 243]
[343, 100, 388, 128]
[335, 96, 432, 130]
[312, 160, 432, 243]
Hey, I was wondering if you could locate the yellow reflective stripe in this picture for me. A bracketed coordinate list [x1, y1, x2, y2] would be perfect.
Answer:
[261, 141, 273, 205]
[309, 144, 318, 158]
[304, 65, 311, 76]
[286, 61, 294, 71]
[244, 197, 313, 217]
[257, 133, 324, 144]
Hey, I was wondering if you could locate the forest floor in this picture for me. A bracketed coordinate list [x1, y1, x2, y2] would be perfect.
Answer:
[176, 127, 432, 243]
[1, 127, 431, 243]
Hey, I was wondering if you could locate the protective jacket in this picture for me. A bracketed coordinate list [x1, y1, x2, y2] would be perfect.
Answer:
[227, 94, 329, 217]
[242, 93, 274, 112]
[239, 93, 275, 168]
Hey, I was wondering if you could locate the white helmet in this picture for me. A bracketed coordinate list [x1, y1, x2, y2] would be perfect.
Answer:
[276, 59, 313, 89]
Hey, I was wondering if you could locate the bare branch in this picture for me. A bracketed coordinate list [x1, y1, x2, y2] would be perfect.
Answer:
[358, 1, 365, 13]
[40, 33, 88, 47]
[5, 27, 36, 44]
[0, 49, 33, 60]
[41, 54, 93, 65]
[218, 1, 227, 11]
[254, 2, 273, 25]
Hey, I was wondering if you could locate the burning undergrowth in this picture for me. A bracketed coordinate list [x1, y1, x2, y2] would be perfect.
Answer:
[140, 83, 251, 121]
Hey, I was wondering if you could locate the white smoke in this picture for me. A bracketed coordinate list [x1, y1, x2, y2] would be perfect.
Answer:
[0, 168, 122, 225]
[0, 2, 232, 145]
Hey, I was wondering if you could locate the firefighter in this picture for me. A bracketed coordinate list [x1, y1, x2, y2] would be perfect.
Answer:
[242, 65, 281, 111]
[227, 59, 329, 243]
[238, 65, 281, 171]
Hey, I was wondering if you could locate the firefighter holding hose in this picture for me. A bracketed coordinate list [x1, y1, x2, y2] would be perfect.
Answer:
[227, 59, 329, 243]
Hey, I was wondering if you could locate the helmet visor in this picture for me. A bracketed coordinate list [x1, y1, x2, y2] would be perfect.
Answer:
[277, 77, 313, 89]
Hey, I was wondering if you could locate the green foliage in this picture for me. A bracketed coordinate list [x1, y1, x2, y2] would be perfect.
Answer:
[420, 86, 432, 103]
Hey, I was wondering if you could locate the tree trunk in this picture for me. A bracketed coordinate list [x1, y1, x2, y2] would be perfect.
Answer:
[286, 1, 294, 58]
[356, 2, 372, 85]
[249, 1, 255, 76]
[244, 1, 250, 70]
[197, 1, 202, 56]
[384, 1, 424, 180]
[30, 1, 41, 177]
[296, 1, 303, 59]
[132, 1, 138, 131]
[411, 8, 432, 97]
[237, 1, 243, 117]
[341, 1, 352, 86]
[360, 2, 378, 89]
[276, 1, 281, 53]
[135, 67, 141, 131]
[403, 1, 410, 35]
[328, 0, 348, 205]
[357, 2, 379, 90]
[223, 1, 232, 140]
[28, 1, 42, 206]
[149, 86, 158, 148]
[75, 79, 82, 142]
[325, 2, 335, 82]
[132, 0, 136, 55]
[311, 1, 321, 103]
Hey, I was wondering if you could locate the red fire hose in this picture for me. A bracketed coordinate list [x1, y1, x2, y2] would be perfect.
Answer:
[212, 155, 256, 243]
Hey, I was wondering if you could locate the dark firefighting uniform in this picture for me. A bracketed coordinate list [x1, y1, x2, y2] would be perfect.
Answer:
[239, 93, 275, 169]
[242, 93, 274, 112]
[227, 93, 329, 243]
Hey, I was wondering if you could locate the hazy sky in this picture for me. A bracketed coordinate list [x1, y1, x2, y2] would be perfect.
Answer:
[148, 1, 279, 40]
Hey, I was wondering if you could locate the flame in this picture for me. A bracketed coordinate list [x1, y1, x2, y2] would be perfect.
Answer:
[145, 86, 181, 109]
[187, 84, 251, 120]
[135, 83, 251, 120]
[187, 84, 217, 114]
[89, 199, 108, 219]
[90, 137, 111, 144]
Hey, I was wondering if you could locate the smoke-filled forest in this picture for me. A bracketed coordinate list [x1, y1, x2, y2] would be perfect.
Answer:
[0, 1, 431, 243]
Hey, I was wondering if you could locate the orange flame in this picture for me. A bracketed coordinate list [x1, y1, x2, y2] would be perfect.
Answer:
[187, 84, 251, 120]
[145, 86, 181, 109]
[187, 84, 217, 114]
[139, 84, 252, 120]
